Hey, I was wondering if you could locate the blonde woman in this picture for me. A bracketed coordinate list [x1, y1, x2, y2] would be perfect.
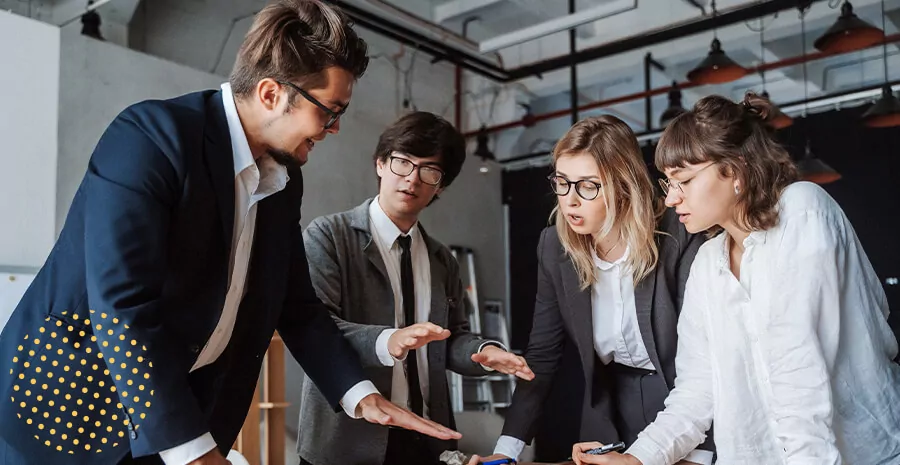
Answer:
[470, 116, 713, 465]
[572, 94, 900, 465]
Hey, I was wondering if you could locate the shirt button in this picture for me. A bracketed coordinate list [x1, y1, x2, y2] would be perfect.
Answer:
[190, 345, 200, 353]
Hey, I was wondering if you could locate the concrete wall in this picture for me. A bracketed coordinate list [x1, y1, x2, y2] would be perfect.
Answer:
[0, 11, 60, 268]
[56, 33, 224, 232]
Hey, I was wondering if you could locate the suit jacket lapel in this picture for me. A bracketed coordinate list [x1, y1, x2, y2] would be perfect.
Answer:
[350, 199, 391, 285]
[560, 259, 595, 375]
[634, 272, 663, 375]
[204, 91, 235, 253]
[420, 225, 448, 327]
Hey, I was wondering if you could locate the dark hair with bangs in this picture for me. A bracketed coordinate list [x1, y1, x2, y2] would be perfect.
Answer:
[655, 92, 798, 234]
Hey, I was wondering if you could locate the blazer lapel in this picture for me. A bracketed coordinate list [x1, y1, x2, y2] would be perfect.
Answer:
[560, 259, 595, 374]
[350, 199, 391, 285]
[204, 91, 235, 253]
[634, 272, 663, 375]
[420, 226, 448, 328]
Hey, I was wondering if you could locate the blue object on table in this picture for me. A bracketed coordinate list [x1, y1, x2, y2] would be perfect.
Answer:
[480, 458, 516, 465]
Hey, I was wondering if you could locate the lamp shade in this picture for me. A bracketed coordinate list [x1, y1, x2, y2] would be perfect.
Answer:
[814, 1, 884, 54]
[687, 38, 748, 84]
[862, 85, 900, 128]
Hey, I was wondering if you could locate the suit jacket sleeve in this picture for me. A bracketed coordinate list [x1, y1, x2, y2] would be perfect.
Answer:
[500, 228, 567, 443]
[443, 253, 492, 377]
[301, 218, 391, 368]
[82, 114, 209, 456]
[278, 215, 369, 411]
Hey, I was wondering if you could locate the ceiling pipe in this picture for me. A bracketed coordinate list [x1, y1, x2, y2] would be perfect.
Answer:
[462, 32, 900, 138]
[501, 77, 900, 170]
[479, 0, 638, 53]
[332, 0, 826, 82]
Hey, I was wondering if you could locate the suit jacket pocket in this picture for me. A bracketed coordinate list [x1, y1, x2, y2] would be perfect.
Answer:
[0, 311, 153, 463]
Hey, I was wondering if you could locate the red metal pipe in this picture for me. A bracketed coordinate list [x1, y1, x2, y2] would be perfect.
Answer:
[463, 33, 900, 138]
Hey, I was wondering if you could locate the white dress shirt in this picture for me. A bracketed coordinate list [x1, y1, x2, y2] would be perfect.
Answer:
[368, 197, 435, 415]
[495, 250, 712, 465]
[160, 84, 378, 464]
[628, 182, 900, 465]
[368, 197, 502, 419]
[590, 247, 655, 370]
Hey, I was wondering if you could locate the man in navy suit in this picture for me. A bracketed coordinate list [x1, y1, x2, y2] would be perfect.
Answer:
[0, 1, 459, 464]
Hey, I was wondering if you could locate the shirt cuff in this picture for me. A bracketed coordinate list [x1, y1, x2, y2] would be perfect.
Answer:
[625, 438, 667, 465]
[477, 340, 508, 372]
[339, 380, 380, 419]
[376, 328, 403, 366]
[159, 433, 217, 464]
[682, 449, 714, 465]
[493, 435, 526, 461]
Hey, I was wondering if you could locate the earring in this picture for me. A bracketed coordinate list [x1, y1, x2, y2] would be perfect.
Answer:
[734, 186, 740, 195]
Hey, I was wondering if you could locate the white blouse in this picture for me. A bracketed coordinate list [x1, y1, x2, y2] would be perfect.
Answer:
[627, 182, 900, 465]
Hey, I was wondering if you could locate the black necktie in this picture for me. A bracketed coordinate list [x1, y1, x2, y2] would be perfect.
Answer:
[397, 235, 423, 416]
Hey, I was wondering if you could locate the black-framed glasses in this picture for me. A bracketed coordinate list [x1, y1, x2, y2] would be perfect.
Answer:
[389, 155, 445, 186]
[658, 162, 716, 196]
[277, 80, 347, 129]
[548, 175, 602, 200]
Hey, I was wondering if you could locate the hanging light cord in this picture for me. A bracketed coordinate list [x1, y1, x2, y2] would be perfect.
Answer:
[801, 7, 809, 117]
[760, 19, 767, 92]
[881, 0, 889, 84]
[712, 0, 718, 39]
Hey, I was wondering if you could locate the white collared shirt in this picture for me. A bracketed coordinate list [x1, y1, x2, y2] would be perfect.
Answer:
[368, 197, 435, 415]
[160, 84, 377, 464]
[590, 246, 655, 370]
[627, 182, 900, 465]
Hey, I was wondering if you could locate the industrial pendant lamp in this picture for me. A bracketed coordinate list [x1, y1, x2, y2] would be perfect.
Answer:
[814, 1, 884, 54]
[798, 141, 842, 184]
[659, 81, 686, 127]
[862, 0, 900, 127]
[687, 1, 748, 84]
[474, 125, 495, 174]
[798, 8, 841, 184]
[756, 20, 792, 129]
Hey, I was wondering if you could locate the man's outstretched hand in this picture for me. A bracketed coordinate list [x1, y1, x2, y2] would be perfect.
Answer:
[357, 393, 462, 440]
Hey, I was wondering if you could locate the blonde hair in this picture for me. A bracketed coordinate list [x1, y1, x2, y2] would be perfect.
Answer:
[552, 115, 662, 290]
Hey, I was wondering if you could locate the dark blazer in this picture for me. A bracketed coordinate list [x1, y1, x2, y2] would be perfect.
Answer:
[297, 199, 491, 465]
[0, 91, 367, 464]
[502, 208, 712, 451]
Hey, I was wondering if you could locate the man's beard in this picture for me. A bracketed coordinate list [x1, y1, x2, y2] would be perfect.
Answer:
[267, 148, 304, 170]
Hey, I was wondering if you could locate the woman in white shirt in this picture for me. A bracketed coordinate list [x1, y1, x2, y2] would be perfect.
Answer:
[572, 93, 900, 465]
[470, 115, 712, 465]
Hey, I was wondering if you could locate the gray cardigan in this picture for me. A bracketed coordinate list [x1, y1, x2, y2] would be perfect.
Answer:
[296, 199, 492, 465]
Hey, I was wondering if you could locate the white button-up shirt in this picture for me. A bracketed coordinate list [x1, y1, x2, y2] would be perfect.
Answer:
[628, 182, 900, 465]
[368, 197, 434, 414]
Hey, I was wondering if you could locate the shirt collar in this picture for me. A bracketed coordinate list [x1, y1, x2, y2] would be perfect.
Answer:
[715, 230, 768, 273]
[368, 196, 420, 248]
[591, 245, 630, 271]
[221, 82, 289, 196]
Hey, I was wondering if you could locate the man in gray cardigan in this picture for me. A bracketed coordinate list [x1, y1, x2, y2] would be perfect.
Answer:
[296, 112, 533, 465]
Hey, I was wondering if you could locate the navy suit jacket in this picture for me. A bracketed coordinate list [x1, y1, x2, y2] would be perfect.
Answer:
[0, 90, 367, 464]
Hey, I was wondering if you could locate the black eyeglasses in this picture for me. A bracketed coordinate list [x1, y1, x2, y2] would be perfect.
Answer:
[548, 175, 602, 200]
[389, 155, 445, 186]
[277, 80, 347, 130]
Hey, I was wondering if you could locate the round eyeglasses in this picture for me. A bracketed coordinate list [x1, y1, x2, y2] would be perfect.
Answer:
[548, 175, 602, 200]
